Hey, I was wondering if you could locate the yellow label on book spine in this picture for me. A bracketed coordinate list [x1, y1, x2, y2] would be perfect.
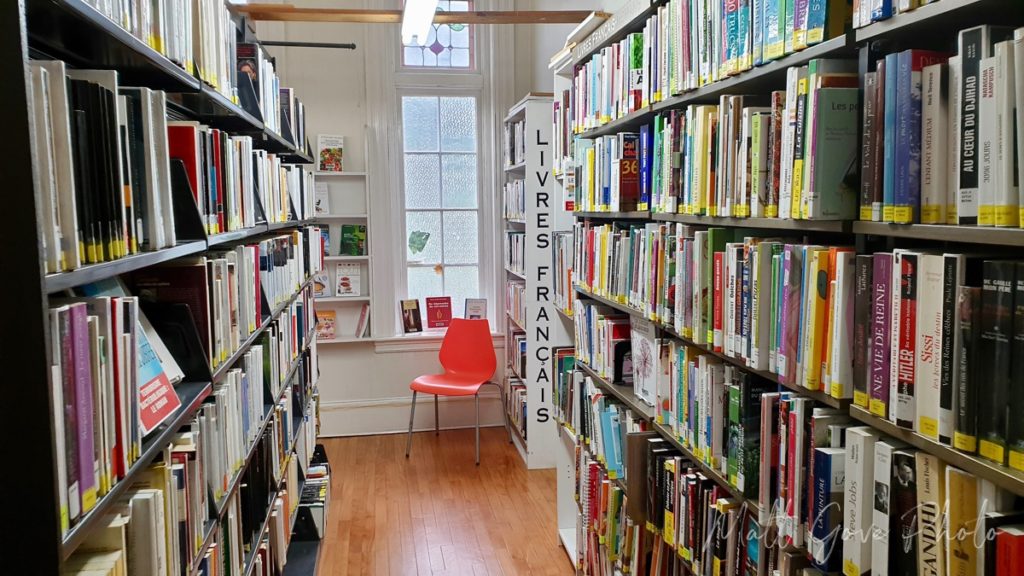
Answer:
[869, 398, 887, 418]
[994, 205, 1019, 227]
[979, 205, 994, 226]
[882, 205, 894, 222]
[766, 206, 779, 218]
[843, 559, 859, 576]
[892, 204, 917, 223]
[1009, 450, 1024, 472]
[853, 391, 869, 408]
[920, 204, 942, 224]
[979, 439, 1005, 464]
[81, 487, 97, 513]
[60, 508, 69, 535]
[953, 431, 977, 452]
[949, 205, 959, 225]
[919, 417, 939, 440]
[859, 206, 874, 221]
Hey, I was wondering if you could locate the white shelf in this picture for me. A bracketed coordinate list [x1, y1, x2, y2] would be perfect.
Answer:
[505, 267, 526, 281]
[314, 171, 366, 177]
[558, 528, 578, 568]
[325, 255, 370, 261]
[504, 161, 526, 173]
[314, 213, 369, 219]
[315, 296, 370, 303]
[317, 336, 375, 344]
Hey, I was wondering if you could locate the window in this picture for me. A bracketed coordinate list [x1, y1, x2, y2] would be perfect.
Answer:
[401, 0, 474, 69]
[401, 95, 480, 319]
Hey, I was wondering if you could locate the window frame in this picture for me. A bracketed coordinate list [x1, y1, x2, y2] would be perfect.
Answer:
[395, 88, 490, 326]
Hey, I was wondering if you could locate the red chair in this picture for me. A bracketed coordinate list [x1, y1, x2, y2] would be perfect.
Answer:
[404, 318, 512, 464]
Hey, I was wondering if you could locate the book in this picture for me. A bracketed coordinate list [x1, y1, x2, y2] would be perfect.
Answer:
[315, 310, 336, 340]
[871, 439, 907, 576]
[334, 264, 360, 297]
[921, 62, 949, 224]
[843, 426, 882, 576]
[1010, 262, 1024, 471]
[915, 452, 946, 576]
[869, 253, 892, 418]
[853, 255, 874, 408]
[312, 271, 332, 298]
[978, 260, 1015, 464]
[890, 448, 920, 576]
[339, 225, 367, 256]
[465, 298, 487, 320]
[401, 299, 423, 333]
[317, 134, 344, 172]
[946, 466, 980, 576]
[954, 285, 981, 453]
[425, 297, 453, 329]
[314, 183, 330, 215]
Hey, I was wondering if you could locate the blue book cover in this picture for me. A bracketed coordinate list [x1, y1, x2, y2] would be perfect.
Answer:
[784, 0, 796, 54]
[639, 124, 653, 209]
[739, 0, 752, 70]
[753, 0, 764, 66]
[895, 50, 948, 224]
[764, 0, 785, 60]
[810, 448, 845, 572]
[726, 0, 739, 72]
[599, 409, 618, 475]
[805, 0, 826, 45]
[883, 52, 898, 221]
[609, 409, 623, 476]
[870, 0, 892, 22]
[602, 138, 612, 208]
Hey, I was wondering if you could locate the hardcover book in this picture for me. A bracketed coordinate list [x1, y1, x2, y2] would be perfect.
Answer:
[340, 225, 367, 256]
[978, 260, 1014, 464]
[315, 310, 336, 340]
[317, 134, 344, 172]
[425, 296, 452, 329]
[400, 299, 423, 334]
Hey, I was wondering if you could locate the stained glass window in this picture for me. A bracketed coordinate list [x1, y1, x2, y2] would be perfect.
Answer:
[402, 95, 480, 319]
[401, 1, 474, 69]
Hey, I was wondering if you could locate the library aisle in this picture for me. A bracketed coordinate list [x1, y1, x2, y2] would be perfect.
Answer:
[316, 430, 571, 576]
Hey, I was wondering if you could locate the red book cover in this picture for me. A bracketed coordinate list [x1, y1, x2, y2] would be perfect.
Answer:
[997, 527, 1024, 576]
[896, 252, 918, 429]
[619, 134, 640, 209]
[166, 125, 200, 202]
[713, 251, 724, 352]
[426, 297, 453, 329]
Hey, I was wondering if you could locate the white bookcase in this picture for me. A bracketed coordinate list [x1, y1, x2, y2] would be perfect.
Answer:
[312, 139, 374, 344]
[502, 93, 571, 471]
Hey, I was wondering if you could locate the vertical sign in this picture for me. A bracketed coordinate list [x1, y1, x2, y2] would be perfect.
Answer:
[525, 98, 557, 469]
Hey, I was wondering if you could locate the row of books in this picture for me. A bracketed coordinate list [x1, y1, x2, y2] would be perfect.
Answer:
[572, 0, 847, 133]
[853, 0, 948, 29]
[553, 90, 572, 177]
[81, 0, 236, 102]
[504, 231, 526, 276]
[574, 59, 860, 219]
[507, 330, 527, 380]
[505, 280, 526, 331]
[506, 379, 527, 441]
[61, 363, 318, 576]
[577, 448, 635, 575]
[860, 27, 1024, 227]
[504, 117, 526, 167]
[127, 229, 321, 372]
[28, 59, 319, 276]
[503, 178, 526, 221]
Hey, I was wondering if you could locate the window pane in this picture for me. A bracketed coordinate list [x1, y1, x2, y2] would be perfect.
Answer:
[444, 265, 479, 319]
[407, 266, 443, 318]
[403, 46, 423, 66]
[402, 97, 439, 152]
[404, 154, 441, 209]
[406, 211, 441, 264]
[401, 0, 473, 69]
[439, 97, 476, 152]
[451, 48, 470, 68]
[441, 154, 477, 209]
[442, 211, 478, 264]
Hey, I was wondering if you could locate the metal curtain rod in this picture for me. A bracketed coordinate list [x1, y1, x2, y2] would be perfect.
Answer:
[260, 40, 357, 50]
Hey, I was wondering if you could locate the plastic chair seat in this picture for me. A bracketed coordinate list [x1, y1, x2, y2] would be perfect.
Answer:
[410, 373, 487, 396]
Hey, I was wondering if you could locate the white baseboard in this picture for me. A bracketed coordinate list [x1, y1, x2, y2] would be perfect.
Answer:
[317, 392, 507, 437]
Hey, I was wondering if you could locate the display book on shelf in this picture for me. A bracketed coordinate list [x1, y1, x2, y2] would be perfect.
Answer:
[501, 93, 570, 471]
[551, 2, 1024, 575]
[2, 1, 325, 572]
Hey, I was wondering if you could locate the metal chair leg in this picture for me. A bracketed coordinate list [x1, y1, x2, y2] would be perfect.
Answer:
[405, 391, 418, 458]
[475, 392, 480, 465]
[434, 394, 439, 435]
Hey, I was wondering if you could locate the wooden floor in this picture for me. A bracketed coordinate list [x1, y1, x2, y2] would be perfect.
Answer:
[315, 427, 575, 576]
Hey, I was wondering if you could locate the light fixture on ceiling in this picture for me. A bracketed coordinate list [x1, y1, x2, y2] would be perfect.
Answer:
[401, 0, 440, 46]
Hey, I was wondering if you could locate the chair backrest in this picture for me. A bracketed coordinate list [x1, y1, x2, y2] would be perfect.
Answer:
[438, 318, 496, 379]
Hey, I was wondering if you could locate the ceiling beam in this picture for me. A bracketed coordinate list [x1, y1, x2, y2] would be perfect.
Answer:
[234, 5, 592, 24]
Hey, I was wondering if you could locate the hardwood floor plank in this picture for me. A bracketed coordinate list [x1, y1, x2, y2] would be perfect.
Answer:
[313, 428, 573, 576]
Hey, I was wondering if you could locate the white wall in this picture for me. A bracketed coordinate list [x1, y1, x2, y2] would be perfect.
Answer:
[256, 0, 606, 437]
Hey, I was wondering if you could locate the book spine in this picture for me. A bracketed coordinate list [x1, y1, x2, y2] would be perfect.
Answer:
[916, 255, 943, 440]
[915, 452, 946, 576]
[995, 42, 1019, 228]
[870, 441, 895, 576]
[979, 56, 998, 226]
[946, 467, 980, 576]
[69, 304, 98, 514]
[939, 254, 963, 446]
[921, 63, 948, 224]
[872, 58, 887, 221]
[893, 51, 916, 223]
[811, 449, 844, 572]
[948, 56, 963, 224]
[831, 252, 855, 399]
[1010, 261, 1024, 471]
[843, 429, 878, 576]
[978, 260, 1014, 464]
[854, 255, 874, 409]
[870, 253, 892, 418]
[895, 252, 918, 428]
[882, 53, 898, 222]
[953, 285, 980, 453]
[958, 27, 988, 225]
[861, 72, 878, 221]
[714, 250, 725, 352]
[891, 449, 920, 575]
[1016, 31, 1024, 227]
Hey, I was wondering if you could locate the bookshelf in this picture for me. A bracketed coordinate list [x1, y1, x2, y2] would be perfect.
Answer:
[551, 1, 1024, 574]
[313, 135, 374, 345]
[501, 93, 570, 470]
[4, 2, 327, 572]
